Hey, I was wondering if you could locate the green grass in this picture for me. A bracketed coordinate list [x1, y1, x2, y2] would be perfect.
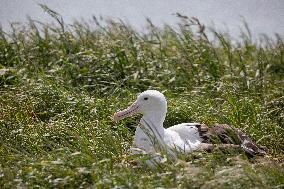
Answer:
[0, 7, 284, 188]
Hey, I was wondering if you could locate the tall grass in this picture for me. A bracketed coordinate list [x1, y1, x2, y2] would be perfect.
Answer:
[0, 7, 283, 188]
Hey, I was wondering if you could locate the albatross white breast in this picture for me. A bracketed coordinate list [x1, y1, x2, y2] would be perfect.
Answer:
[113, 90, 267, 158]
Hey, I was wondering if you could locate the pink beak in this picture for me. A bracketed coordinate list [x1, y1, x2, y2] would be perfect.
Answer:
[113, 101, 139, 122]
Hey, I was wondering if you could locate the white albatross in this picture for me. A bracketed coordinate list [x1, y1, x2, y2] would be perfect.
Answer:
[113, 90, 267, 160]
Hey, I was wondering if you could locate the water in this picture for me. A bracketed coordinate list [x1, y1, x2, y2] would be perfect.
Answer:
[1, 0, 283, 39]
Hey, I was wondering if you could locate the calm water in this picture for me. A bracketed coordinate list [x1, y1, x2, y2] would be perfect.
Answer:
[1, 0, 284, 39]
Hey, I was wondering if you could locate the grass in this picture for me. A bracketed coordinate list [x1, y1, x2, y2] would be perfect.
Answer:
[0, 6, 284, 188]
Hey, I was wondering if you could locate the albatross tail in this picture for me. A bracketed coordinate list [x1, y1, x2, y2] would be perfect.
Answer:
[196, 124, 267, 157]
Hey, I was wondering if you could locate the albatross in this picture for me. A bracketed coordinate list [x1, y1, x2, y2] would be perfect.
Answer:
[113, 90, 267, 159]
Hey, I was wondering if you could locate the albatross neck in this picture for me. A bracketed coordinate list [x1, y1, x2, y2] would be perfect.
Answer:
[140, 110, 166, 136]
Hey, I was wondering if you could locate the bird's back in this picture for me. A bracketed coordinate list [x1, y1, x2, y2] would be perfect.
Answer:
[165, 123, 204, 152]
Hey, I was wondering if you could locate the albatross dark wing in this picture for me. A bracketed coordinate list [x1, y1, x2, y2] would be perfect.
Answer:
[195, 124, 267, 156]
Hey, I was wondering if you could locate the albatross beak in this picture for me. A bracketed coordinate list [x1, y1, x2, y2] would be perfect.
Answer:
[113, 101, 139, 122]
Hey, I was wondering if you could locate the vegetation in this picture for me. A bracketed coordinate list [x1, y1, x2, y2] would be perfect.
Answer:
[0, 6, 283, 188]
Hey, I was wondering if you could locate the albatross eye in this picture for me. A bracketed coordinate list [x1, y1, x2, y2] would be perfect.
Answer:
[144, 97, 148, 100]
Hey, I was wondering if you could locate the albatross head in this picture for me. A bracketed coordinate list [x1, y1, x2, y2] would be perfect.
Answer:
[113, 90, 167, 122]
